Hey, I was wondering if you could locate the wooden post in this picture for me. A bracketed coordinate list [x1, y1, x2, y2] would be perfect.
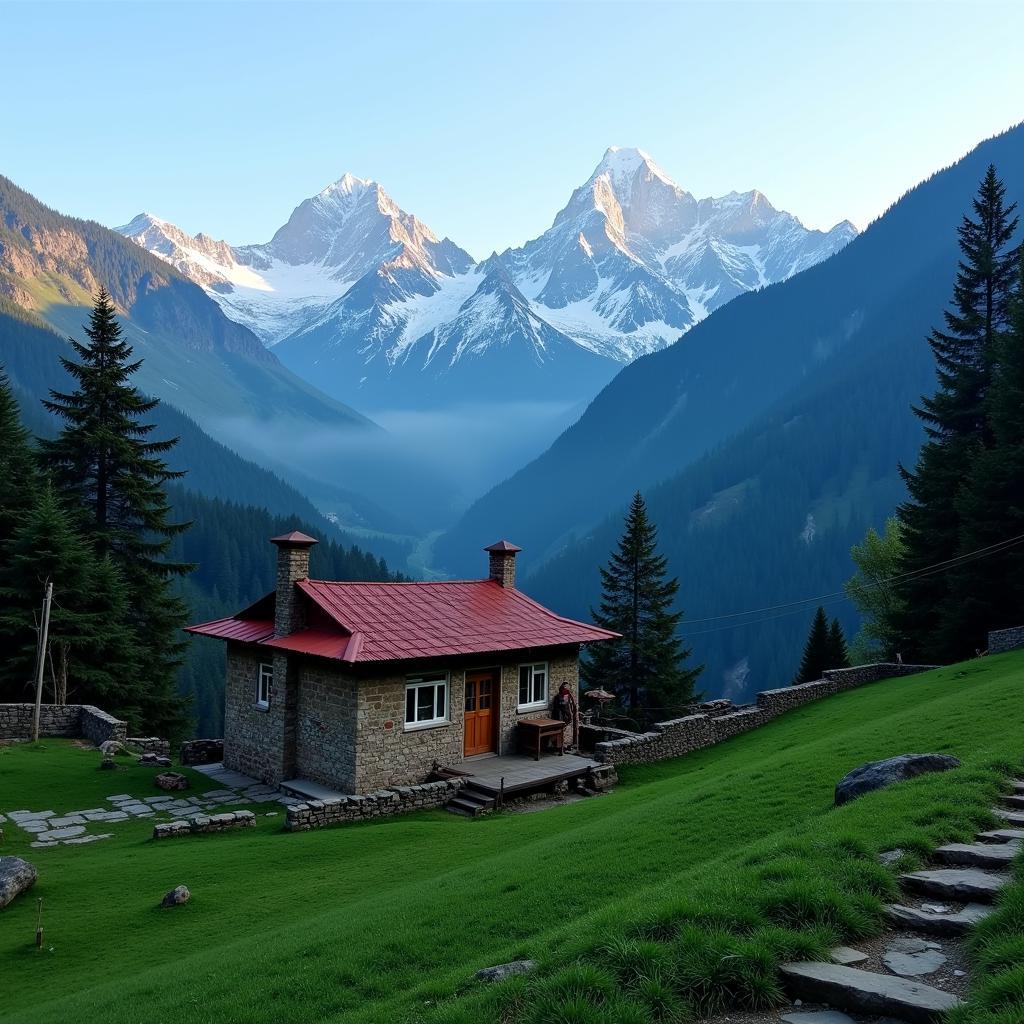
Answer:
[31, 581, 53, 743]
[35, 897, 43, 949]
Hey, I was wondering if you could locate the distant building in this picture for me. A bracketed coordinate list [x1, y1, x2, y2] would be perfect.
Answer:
[186, 534, 616, 794]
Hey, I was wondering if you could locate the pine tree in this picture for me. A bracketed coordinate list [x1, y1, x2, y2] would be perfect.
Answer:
[793, 606, 832, 684]
[895, 166, 1019, 661]
[38, 289, 190, 736]
[582, 492, 702, 713]
[828, 617, 850, 669]
[951, 252, 1024, 646]
[0, 485, 137, 707]
[0, 369, 39, 546]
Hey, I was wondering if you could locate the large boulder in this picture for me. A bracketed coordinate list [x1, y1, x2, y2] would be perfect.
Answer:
[0, 856, 38, 909]
[835, 753, 961, 806]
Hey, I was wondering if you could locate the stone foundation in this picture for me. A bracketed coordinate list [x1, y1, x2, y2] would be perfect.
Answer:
[0, 704, 127, 746]
[594, 663, 938, 767]
[286, 778, 465, 831]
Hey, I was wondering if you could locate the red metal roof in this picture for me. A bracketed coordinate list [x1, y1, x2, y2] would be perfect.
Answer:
[185, 579, 618, 664]
[184, 617, 275, 644]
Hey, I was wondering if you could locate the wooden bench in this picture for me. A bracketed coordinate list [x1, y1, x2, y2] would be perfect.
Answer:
[516, 717, 565, 761]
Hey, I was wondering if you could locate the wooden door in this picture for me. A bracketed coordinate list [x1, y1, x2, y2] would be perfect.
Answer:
[463, 671, 497, 757]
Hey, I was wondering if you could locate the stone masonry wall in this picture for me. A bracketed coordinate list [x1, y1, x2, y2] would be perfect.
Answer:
[594, 663, 938, 767]
[223, 645, 294, 785]
[295, 662, 358, 792]
[351, 649, 580, 793]
[286, 778, 465, 830]
[0, 703, 126, 744]
[180, 739, 224, 765]
[988, 626, 1024, 654]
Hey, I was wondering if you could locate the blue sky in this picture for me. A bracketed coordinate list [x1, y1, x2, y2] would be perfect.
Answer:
[5, 1, 1023, 258]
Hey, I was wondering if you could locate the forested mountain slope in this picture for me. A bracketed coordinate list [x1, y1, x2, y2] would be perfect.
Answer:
[0, 175, 372, 432]
[3, 305, 399, 734]
[436, 123, 1024, 581]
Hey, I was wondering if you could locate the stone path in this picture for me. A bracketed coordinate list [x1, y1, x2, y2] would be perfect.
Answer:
[775, 778, 1023, 1024]
[4, 762, 300, 849]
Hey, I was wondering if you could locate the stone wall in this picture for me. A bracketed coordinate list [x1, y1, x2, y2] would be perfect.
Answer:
[345, 649, 579, 793]
[593, 663, 938, 767]
[988, 626, 1024, 654]
[286, 778, 465, 830]
[223, 645, 294, 785]
[296, 662, 358, 792]
[128, 736, 171, 755]
[153, 809, 256, 839]
[0, 704, 126, 744]
[180, 739, 224, 765]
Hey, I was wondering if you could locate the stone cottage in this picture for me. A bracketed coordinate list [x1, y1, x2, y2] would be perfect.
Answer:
[186, 533, 617, 794]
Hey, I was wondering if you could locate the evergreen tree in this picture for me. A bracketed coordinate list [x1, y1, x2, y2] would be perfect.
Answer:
[38, 289, 190, 736]
[895, 166, 1019, 661]
[582, 492, 702, 713]
[0, 485, 137, 706]
[845, 518, 906, 662]
[951, 252, 1024, 645]
[0, 369, 39, 545]
[793, 606, 832, 684]
[828, 617, 850, 669]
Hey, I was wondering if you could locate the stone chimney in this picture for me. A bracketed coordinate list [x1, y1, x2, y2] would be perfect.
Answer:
[270, 531, 318, 636]
[485, 540, 522, 588]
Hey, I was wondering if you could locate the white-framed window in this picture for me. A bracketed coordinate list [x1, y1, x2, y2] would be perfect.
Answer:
[518, 662, 548, 710]
[405, 671, 449, 728]
[256, 662, 273, 710]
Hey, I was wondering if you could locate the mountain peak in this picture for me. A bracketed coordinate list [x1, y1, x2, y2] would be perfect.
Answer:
[320, 172, 376, 198]
[593, 146, 677, 190]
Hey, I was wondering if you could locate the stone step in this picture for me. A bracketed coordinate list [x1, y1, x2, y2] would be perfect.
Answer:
[934, 841, 1019, 869]
[1000, 793, 1024, 809]
[977, 827, 1024, 842]
[886, 902, 993, 936]
[280, 778, 345, 801]
[779, 961, 960, 1024]
[994, 808, 1024, 826]
[901, 867, 1011, 902]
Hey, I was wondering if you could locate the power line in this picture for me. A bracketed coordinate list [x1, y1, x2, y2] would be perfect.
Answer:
[676, 532, 1024, 638]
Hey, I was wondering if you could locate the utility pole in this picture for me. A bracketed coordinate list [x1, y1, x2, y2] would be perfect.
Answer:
[31, 581, 53, 743]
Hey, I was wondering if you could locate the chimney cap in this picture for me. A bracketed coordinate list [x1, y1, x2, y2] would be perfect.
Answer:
[484, 540, 522, 553]
[270, 530, 319, 548]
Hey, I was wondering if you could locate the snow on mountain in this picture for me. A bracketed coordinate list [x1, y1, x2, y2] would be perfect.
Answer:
[117, 150, 856, 406]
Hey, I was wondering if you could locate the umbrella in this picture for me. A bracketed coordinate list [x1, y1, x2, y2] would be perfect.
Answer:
[583, 688, 615, 701]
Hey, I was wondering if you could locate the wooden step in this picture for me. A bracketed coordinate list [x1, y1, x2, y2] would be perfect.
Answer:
[780, 961, 960, 1024]
[446, 796, 490, 817]
[886, 902, 993, 936]
[901, 867, 1011, 902]
[934, 841, 1019, 869]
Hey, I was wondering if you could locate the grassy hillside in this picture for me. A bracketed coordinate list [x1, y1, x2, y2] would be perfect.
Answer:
[1, 652, 1022, 1023]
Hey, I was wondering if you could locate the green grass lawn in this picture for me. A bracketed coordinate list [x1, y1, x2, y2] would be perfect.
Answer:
[2, 653, 1023, 1024]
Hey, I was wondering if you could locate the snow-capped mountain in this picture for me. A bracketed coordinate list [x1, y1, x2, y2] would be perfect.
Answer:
[118, 149, 856, 408]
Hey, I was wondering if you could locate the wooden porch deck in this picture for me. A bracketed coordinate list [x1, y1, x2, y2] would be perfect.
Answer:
[457, 752, 603, 796]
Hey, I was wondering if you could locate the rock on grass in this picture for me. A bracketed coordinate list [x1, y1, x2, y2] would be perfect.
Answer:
[0, 857, 38, 909]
